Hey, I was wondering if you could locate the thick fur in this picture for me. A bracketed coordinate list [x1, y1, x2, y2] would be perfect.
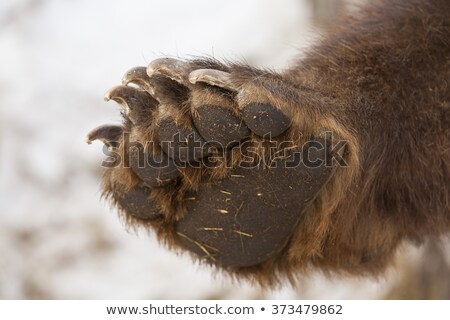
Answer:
[282, 0, 450, 276]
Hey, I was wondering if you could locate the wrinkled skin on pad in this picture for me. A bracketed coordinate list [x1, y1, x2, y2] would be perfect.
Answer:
[176, 147, 331, 267]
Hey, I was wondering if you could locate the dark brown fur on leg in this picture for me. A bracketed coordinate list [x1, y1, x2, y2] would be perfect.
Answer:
[281, 0, 450, 277]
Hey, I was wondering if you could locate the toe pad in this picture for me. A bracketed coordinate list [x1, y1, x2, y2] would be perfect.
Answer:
[242, 103, 291, 138]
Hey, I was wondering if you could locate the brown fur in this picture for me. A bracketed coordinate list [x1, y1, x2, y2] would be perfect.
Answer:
[102, 0, 449, 285]
[279, 0, 450, 279]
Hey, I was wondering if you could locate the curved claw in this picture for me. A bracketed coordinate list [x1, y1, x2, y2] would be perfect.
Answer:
[189, 69, 236, 92]
[121, 66, 153, 93]
[86, 124, 123, 146]
[105, 85, 158, 123]
[147, 58, 192, 87]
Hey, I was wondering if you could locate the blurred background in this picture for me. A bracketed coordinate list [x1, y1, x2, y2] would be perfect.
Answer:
[0, 0, 449, 299]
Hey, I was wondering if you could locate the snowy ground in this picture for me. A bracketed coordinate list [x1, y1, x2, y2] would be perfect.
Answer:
[0, 0, 437, 299]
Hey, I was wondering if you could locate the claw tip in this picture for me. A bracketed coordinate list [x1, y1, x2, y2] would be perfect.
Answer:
[188, 74, 199, 84]
[104, 90, 112, 101]
[85, 134, 94, 145]
[188, 69, 235, 91]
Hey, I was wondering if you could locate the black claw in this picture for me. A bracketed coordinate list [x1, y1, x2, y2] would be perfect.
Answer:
[122, 66, 153, 93]
[241, 103, 291, 138]
[105, 85, 157, 110]
[157, 119, 208, 162]
[128, 146, 181, 188]
[112, 183, 163, 220]
[175, 141, 331, 267]
[192, 105, 251, 146]
[189, 69, 236, 92]
[105, 85, 158, 123]
[147, 58, 192, 86]
[86, 124, 123, 146]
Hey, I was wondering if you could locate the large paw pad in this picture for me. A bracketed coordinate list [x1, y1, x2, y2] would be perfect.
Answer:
[87, 58, 333, 269]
